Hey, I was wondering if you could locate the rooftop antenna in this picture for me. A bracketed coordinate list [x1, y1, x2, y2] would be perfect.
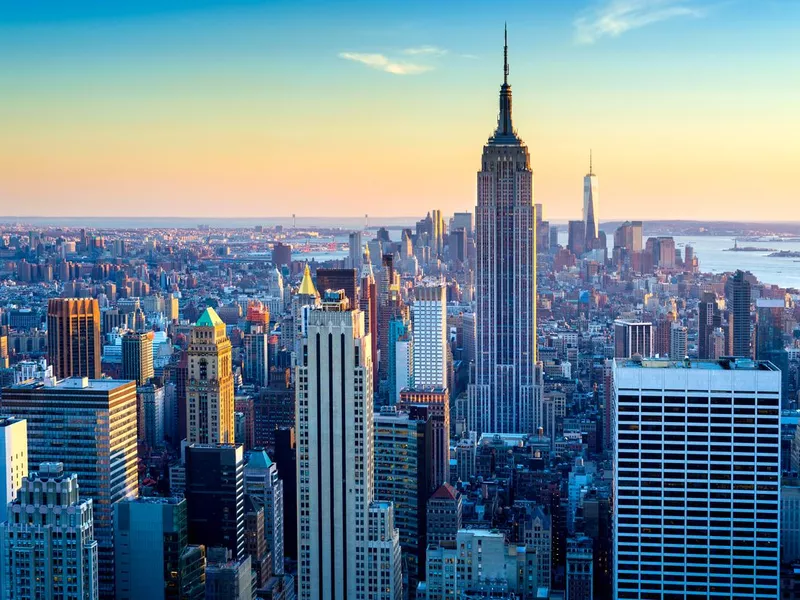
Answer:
[504, 22, 509, 85]
[589, 149, 593, 175]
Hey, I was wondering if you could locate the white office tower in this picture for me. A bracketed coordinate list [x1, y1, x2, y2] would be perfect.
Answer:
[412, 285, 448, 388]
[367, 502, 403, 600]
[244, 450, 284, 575]
[1, 462, 98, 600]
[296, 291, 378, 600]
[613, 357, 780, 599]
[0, 417, 27, 525]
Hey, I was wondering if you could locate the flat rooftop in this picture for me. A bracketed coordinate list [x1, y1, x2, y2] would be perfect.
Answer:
[8, 377, 134, 391]
[618, 357, 778, 372]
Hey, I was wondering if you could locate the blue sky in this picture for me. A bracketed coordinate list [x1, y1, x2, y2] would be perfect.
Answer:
[1, 0, 798, 220]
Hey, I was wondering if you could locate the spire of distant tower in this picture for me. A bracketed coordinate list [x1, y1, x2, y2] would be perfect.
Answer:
[589, 149, 593, 175]
[504, 22, 509, 85]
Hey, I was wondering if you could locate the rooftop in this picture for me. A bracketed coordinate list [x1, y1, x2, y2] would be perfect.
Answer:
[9, 376, 134, 391]
[195, 307, 225, 327]
[618, 357, 778, 371]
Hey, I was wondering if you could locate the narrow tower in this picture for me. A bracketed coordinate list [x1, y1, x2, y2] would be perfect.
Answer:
[583, 150, 600, 250]
[468, 27, 538, 434]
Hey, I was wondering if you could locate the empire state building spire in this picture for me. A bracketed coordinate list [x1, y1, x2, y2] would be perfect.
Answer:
[492, 24, 518, 144]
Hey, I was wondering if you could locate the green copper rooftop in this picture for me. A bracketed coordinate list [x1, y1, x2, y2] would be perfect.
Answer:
[248, 450, 273, 469]
[196, 307, 224, 327]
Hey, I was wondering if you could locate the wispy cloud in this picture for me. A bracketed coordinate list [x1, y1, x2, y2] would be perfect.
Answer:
[338, 52, 433, 75]
[574, 0, 704, 44]
[402, 45, 448, 56]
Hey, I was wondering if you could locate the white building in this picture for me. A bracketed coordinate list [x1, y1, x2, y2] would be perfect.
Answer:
[669, 322, 688, 359]
[1, 462, 98, 600]
[296, 292, 377, 600]
[0, 417, 27, 525]
[367, 502, 403, 600]
[613, 357, 781, 599]
[412, 285, 448, 389]
[419, 529, 538, 600]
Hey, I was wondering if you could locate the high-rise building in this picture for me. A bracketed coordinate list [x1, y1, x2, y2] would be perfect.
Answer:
[613, 319, 653, 358]
[469, 28, 537, 434]
[0, 416, 27, 525]
[296, 292, 400, 600]
[348, 231, 363, 270]
[244, 332, 270, 388]
[612, 357, 780, 599]
[122, 331, 154, 386]
[114, 496, 206, 600]
[2, 377, 138, 598]
[0, 462, 98, 600]
[47, 298, 102, 379]
[426, 483, 462, 548]
[697, 292, 722, 359]
[566, 536, 594, 600]
[316, 268, 359, 307]
[184, 444, 245, 560]
[374, 406, 433, 591]
[668, 322, 688, 359]
[366, 502, 403, 600]
[725, 270, 752, 358]
[273, 428, 297, 562]
[296, 293, 373, 599]
[244, 450, 284, 576]
[204, 547, 253, 600]
[399, 387, 449, 494]
[412, 285, 448, 389]
[583, 152, 599, 250]
[568, 220, 586, 257]
[186, 308, 235, 444]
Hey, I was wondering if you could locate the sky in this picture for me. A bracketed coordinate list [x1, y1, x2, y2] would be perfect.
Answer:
[1, 0, 799, 222]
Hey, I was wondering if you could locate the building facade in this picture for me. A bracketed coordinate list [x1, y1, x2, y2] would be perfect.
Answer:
[47, 298, 102, 379]
[0, 416, 27, 525]
[186, 307, 235, 445]
[1, 377, 138, 598]
[1, 462, 98, 600]
[612, 358, 780, 599]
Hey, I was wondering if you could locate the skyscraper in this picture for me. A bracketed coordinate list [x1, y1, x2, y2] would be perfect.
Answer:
[186, 308, 235, 444]
[122, 331, 154, 386]
[0, 416, 27, 525]
[296, 291, 401, 600]
[316, 268, 359, 307]
[726, 269, 752, 358]
[47, 297, 102, 379]
[697, 292, 722, 359]
[114, 497, 206, 600]
[244, 450, 284, 576]
[296, 292, 373, 600]
[2, 377, 138, 598]
[583, 151, 599, 250]
[0, 462, 99, 600]
[348, 231, 363, 270]
[613, 319, 653, 358]
[612, 357, 780, 599]
[412, 285, 448, 389]
[469, 27, 538, 434]
[184, 444, 245, 560]
[374, 406, 433, 592]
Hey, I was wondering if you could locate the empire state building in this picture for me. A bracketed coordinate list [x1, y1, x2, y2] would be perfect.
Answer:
[468, 27, 539, 434]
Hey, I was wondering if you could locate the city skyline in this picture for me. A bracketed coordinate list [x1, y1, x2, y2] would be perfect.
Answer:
[2, 1, 799, 221]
